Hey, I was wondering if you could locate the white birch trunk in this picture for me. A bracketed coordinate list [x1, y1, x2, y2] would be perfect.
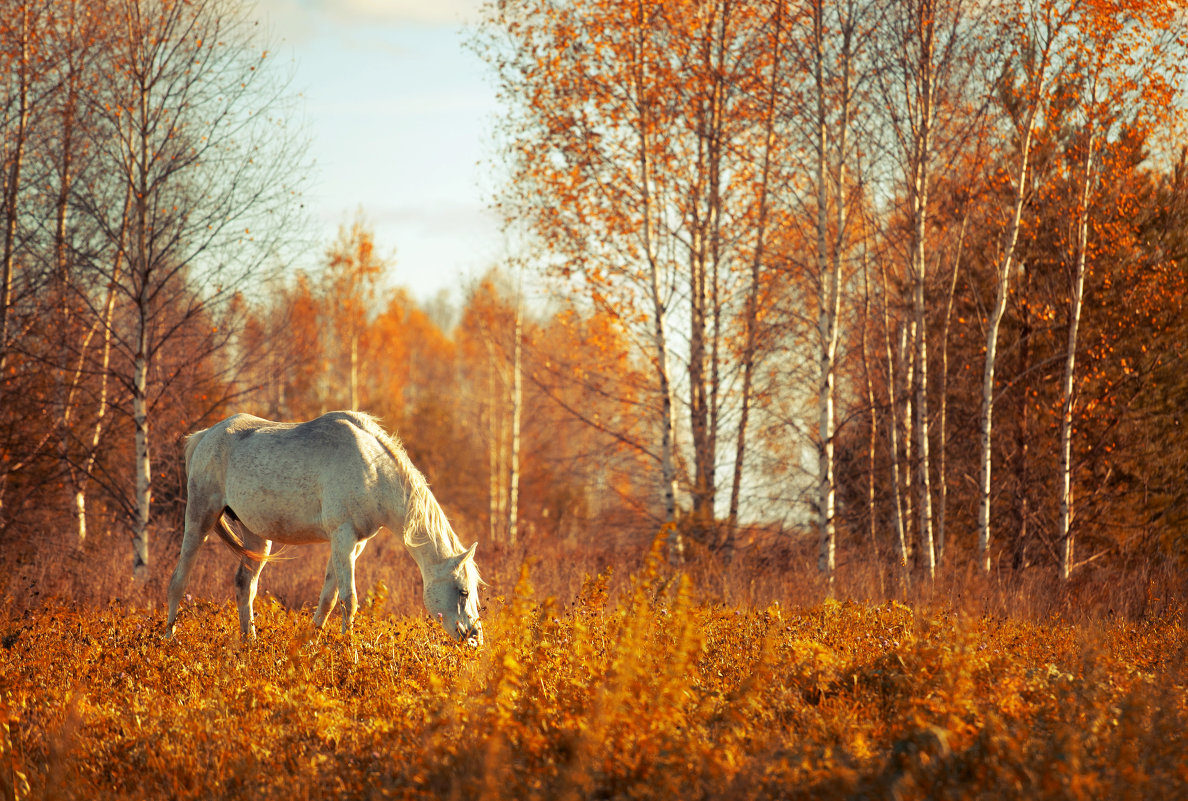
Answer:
[898, 320, 914, 549]
[634, 12, 681, 561]
[813, 1, 837, 584]
[936, 215, 966, 564]
[911, 189, 936, 581]
[132, 330, 151, 581]
[131, 52, 152, 579]
[907, 0, 937, 581]
[977, 123, 1037, 574]
[507, 292, 522, 547]
[878, 259, 911, 591]
[861, 261, 882, 593]
[1059, 130, 1095, 580]
[650, 263, 681, 561]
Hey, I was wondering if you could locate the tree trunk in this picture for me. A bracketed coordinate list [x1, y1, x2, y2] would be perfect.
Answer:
[977, 120, 1036, 574]
[1059, 129, 1095, 580]
[861, 253, 883, 595]
[909, 0, 936, 581]
[1013, 262, 1032, 570]
[507, 290, 522, 547]
[0, 4, 31, 380]
[633, 2, 681, 561]
[878, 257, 911, 591]
[132, 322, 151, 581]
[687, 0, 728, 541]
[727, 0, 783, 561]
[937, 214, 965, 564]
[811, 0, 854, 590]
[911, 206, 936, 581]
[813, 0, 837, 586]
[650, 259, 681, 561]
[131, 38, 152, 580]
[898, 319, 915, 559]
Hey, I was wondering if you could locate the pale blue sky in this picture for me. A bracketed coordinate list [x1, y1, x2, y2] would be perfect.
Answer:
[254, 0, 503, 304]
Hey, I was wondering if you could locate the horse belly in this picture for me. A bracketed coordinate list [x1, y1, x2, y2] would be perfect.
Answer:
[228, 492, 328, 544]
[223, 463, 330, 544]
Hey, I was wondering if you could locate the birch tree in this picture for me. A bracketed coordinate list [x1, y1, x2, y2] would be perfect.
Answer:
[794, 0, 871, 586]
[725, 0, 785, 560]
[321, 215, 388, 411]
[874, 0, 988, 581]
[975, 0, 1069, 573]
[1055, 0, 1185, 579]
[477, 0, 780, 559]
[78, 0, 303, 579]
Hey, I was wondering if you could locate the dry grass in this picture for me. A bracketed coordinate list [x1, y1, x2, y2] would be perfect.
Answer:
[2, 534, 1187, 801]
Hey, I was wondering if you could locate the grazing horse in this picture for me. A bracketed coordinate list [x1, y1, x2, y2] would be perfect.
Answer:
[165, 411, 483, 645]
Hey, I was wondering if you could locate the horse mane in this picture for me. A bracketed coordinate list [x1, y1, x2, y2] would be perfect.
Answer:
[341, 412, 480, 580]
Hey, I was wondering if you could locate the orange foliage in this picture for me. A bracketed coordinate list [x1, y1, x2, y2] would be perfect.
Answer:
[2, 554, 1186, 800]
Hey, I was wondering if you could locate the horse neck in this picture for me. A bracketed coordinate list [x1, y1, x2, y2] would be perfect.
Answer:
[368, 429, 461, 572]
[404, 533, 452, 578]
[395, 483, 459, 571]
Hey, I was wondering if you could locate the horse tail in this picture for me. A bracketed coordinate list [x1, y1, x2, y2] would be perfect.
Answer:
[185, 425, 270, 564]
[212, 509, 271, 564]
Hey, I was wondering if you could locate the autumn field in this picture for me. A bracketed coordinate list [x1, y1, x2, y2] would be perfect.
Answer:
[2, 542, 1186, 801]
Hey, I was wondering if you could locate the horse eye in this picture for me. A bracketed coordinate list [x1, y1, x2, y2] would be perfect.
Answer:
[459, 588, 469, 597]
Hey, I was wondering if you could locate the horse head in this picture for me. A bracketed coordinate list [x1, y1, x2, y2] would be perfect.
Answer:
[424, 542, 483, 647]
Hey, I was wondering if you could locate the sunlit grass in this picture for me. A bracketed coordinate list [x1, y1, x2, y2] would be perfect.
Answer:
[2, 551, 1186, 800]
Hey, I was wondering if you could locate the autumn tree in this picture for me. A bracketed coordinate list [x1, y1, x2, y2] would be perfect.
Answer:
[1052, 0, 1186, 579]
[972, 0, 1075, 573]
[457, 273, 521, 546]
[479, 0, 804, 559]
[870, 0, 992, 581]
[793, 0, 875, 587]
[73, 0, 305, 579]
[321, 213, 389, 411]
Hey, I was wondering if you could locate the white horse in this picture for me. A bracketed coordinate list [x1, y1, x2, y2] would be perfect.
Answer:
[165, 411, 483, 645]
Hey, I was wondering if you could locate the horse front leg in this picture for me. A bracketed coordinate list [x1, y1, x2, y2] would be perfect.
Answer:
[329, 524, 361, 635]
[312, 554, 338, 629]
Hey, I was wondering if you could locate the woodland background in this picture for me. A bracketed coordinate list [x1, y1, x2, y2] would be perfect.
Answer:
[1, 0, 1188, 617]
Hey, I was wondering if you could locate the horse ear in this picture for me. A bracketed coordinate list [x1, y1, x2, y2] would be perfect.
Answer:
[448, 542, 478, 571]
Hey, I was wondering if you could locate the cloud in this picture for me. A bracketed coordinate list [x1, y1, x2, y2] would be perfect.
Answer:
[256, 0, 483, 31]
[338, 0, 483, 24]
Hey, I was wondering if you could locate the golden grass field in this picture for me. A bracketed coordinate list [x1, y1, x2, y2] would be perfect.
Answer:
[2, 549, 1186, 800]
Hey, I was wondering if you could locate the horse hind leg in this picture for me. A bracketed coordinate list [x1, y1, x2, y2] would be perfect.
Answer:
[233, 526, 272, 640]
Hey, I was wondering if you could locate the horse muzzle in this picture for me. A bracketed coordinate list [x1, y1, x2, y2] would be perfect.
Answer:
[456, 619, 484, 647]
